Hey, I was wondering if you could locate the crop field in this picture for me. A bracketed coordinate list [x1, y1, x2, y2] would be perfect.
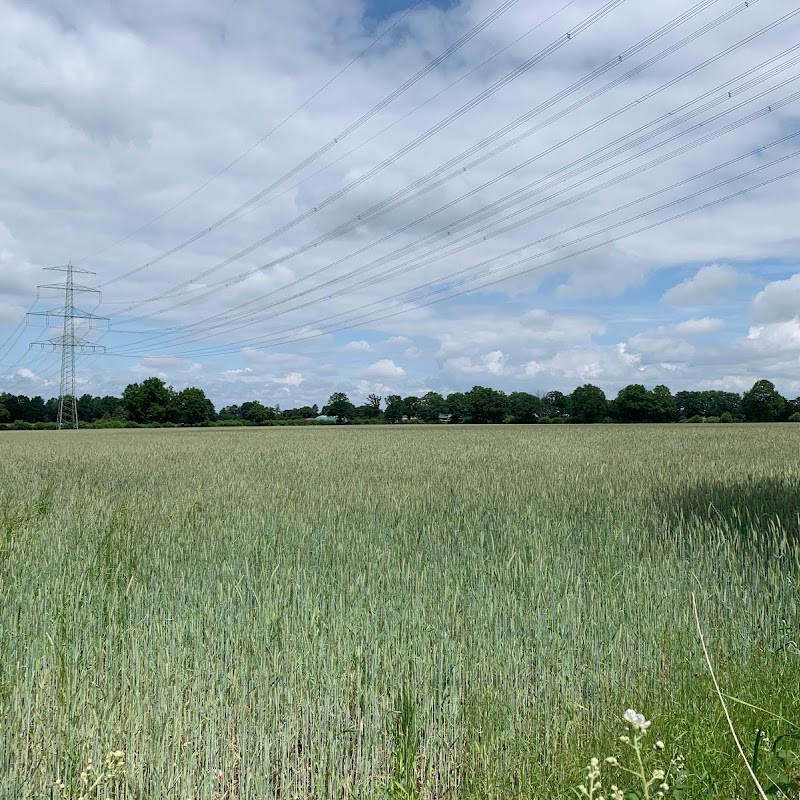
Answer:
[0, 425, 798, 798]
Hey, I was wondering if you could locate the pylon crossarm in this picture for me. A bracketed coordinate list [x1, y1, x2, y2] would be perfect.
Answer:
[27, 311, 109, 329]
[38, 282, 101, 294]
[44, 264, 95, 275]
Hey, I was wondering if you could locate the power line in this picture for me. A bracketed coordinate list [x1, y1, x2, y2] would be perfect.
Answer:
[96, 0, 534, 287]
[129, 100, 800, 354]
[112, 152, 800, 358]
[12, 0, 794, 386]
[107, 23, 800, 350]
[79, 0, 427, 265]
[107, 0, 754, 324]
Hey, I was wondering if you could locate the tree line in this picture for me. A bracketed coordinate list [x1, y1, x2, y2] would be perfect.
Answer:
[1, 376, 799, 429]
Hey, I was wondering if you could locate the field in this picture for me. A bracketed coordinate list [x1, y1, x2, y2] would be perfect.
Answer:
[0, 425, 798, 799]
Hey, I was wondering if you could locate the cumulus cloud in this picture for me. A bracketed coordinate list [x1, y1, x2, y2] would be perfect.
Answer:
[365, 359, 405, 379]
[444, 349, 507, 377]
[273, 372, 304, 386]
[752, 273, 800, 324]
[674, 317, 725, 335]
[344, 340, 372, 352]
[661, 264, 743, 306]
[1, 0, 799, 403]
[745, 319, 800, 355]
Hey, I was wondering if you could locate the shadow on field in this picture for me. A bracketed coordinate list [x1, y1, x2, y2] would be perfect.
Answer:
[657, 475, 800, 543]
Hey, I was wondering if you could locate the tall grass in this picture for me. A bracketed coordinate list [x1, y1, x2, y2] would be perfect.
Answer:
[0, 425, 797, 798]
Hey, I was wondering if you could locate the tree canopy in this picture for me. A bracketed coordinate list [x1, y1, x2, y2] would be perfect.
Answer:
[741, 379, 786, 422]
[1, 377, 796, 429]
[323, 392, 355, 423]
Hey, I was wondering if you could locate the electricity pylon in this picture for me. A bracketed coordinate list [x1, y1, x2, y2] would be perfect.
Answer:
[29, 262, 106, 430]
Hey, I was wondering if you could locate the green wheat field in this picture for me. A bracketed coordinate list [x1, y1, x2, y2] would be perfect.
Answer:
[0, 425, 798, 799]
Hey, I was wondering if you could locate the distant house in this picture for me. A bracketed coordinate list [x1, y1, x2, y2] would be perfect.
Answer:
[437, 413, 452, 422]
[315, 415, 338, 423]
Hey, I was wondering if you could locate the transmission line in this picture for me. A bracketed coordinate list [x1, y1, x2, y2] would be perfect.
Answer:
[107, 0, 756, 323]
[112, 151, 800, 359]
[79, 0, 427, 265]
[96, 0, 538, 288]
[107, 27, 800, 350]
[104, 123, 800, 359]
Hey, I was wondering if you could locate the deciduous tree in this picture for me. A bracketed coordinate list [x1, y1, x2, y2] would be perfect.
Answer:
[121, 377, 175, 423]
[569, 384, 608, 423]
[466, 385, 508, 423]
[445, 392, 469, 424]
[508, 391, 543, 423]
[384, 395, 405, 423]
[403, 396, 422, 419]
[613, 384, 652, 423]
[542, 390, 569, 418]
[650, 384, 677, 423]
[741, 379, 786, 422]
[419, 391, 446, 422]
[323, 392, 355, 423]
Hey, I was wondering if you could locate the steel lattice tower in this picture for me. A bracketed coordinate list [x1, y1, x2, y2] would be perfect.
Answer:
[29, 263, 106, 430]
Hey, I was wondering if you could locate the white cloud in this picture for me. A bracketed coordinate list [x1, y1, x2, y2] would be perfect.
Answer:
[273, 372, 304, 386]
[752, 273, 800, 324]
[365, 359, 405, 379]
[661, 264, 743, 306]
[745, 319, 800, 355]
[355, 379, 394, 397]
[344, 339, 371, 352]
[674, 317, 725, 335]
[1, 0, 799, 403]
[444, 349, 507, 377]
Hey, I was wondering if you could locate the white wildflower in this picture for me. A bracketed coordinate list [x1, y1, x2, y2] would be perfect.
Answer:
[623, 708, 652, 731]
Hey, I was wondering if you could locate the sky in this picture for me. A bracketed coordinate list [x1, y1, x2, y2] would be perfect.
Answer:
[1, 0, 799, 409]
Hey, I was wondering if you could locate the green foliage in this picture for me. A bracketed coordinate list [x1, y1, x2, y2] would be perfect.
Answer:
[675, 390, 741, 420]
[543, 389, 569, 418]
[570, 384, 608, 423]
[789, 412, 800, 422]
[508, 391, 543, 423]
[751, 727, 800, 798]
[121, 377, 174, 423]
[465, 385, 508, 423]
[354, 394, 383, 420]
[240, 400, 274, 424]
[2, 379, 795, 430]
[614, 384, 653, 423]
[651, 385, 677, 422]
[612, 384, 678, 423]
[0, 393, 48, 423]
[403, 395, 422, 420]
[445, 391, 469, 423]
[173, 387, 214, 424]
[742, 379, 787, 422]
[322, 392, 355, 422]
[419, 391, 446, 423]
[385, 394, 405, 423]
